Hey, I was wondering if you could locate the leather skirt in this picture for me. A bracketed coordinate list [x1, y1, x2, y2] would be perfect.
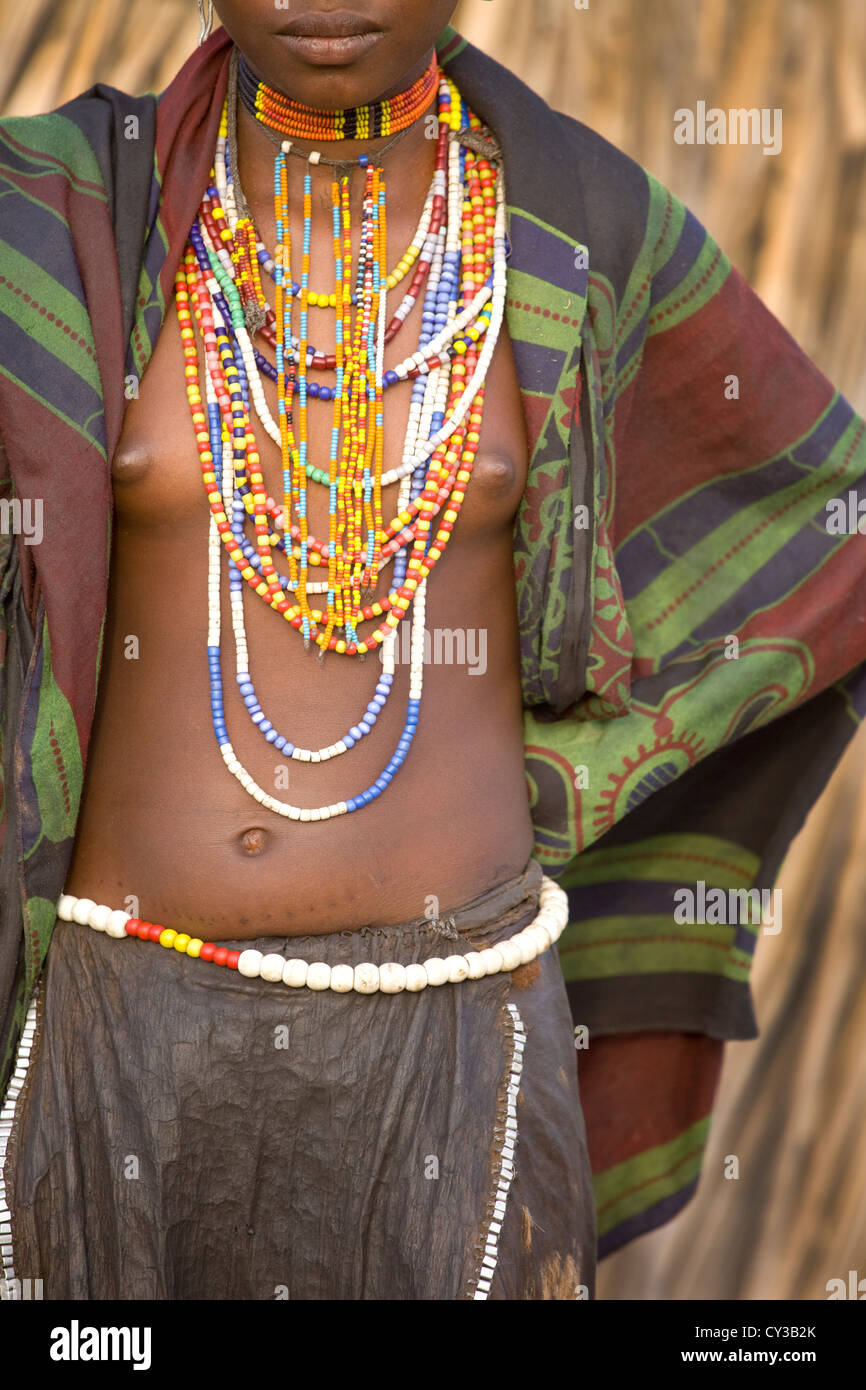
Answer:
[1, 857, 596, 1300]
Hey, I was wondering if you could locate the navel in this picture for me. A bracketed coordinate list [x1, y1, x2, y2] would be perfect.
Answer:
[238, 827, 269, 857]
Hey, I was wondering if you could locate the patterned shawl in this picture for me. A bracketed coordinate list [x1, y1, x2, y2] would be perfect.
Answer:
[1, 23, 864, 1257]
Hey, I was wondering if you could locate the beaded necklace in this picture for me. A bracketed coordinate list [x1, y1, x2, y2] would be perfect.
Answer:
[237, 48, 440, 144]
[177, 46, 507, 820]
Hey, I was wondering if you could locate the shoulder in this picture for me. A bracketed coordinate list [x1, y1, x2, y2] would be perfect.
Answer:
[0, 84, 156, 196]
[446, 35, 684, 298]
[554, 107, 711, 290]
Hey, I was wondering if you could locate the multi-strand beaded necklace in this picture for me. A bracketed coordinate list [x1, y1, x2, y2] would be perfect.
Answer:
[177, 47, 507, 821]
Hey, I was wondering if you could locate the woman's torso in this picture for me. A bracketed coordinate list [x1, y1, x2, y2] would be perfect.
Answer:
[63, 186, 535, 940]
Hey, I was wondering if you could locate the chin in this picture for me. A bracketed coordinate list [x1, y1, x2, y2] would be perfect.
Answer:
[236, 30, 430, 111]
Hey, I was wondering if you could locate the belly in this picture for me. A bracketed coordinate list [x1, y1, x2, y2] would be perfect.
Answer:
[63, 310, 535, 940]
[64, 527, 534, 938]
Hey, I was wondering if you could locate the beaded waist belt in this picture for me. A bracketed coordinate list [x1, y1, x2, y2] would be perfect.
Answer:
[55, 878, 568, 996]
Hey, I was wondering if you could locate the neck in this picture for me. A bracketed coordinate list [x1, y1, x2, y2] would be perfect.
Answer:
[233, 46, 441, 228]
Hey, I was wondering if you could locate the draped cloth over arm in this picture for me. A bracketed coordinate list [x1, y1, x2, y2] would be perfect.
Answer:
[1, 23, 864, 1258]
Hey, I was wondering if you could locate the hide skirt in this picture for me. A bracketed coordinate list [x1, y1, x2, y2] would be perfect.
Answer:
[0, 857, 596, 1300]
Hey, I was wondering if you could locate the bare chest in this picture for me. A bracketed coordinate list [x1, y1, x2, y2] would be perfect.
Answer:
[113, 276, 530, 557]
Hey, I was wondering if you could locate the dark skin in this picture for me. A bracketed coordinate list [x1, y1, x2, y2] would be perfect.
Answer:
[64, 0, 535, 938]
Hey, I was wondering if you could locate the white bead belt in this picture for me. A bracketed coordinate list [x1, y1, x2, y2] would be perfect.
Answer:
[54, 875, 569, 995]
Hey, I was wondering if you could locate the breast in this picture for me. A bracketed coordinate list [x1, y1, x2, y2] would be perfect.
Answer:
[472, 450, 522, 493]
[110, 298, 531, 541]
[111, 441, 156, 484]
[111, 364, 210, 525]
[110, 299, 211, 523]
[455, 448, 528, 537]
[111, 431, 208, 532]
[451, 325, 531, 534]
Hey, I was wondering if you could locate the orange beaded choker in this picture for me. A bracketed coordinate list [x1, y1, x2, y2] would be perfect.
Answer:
[236, 49, 439, 142]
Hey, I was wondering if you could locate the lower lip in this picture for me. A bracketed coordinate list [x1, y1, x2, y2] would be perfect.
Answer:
[278, 31, 383, 65]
